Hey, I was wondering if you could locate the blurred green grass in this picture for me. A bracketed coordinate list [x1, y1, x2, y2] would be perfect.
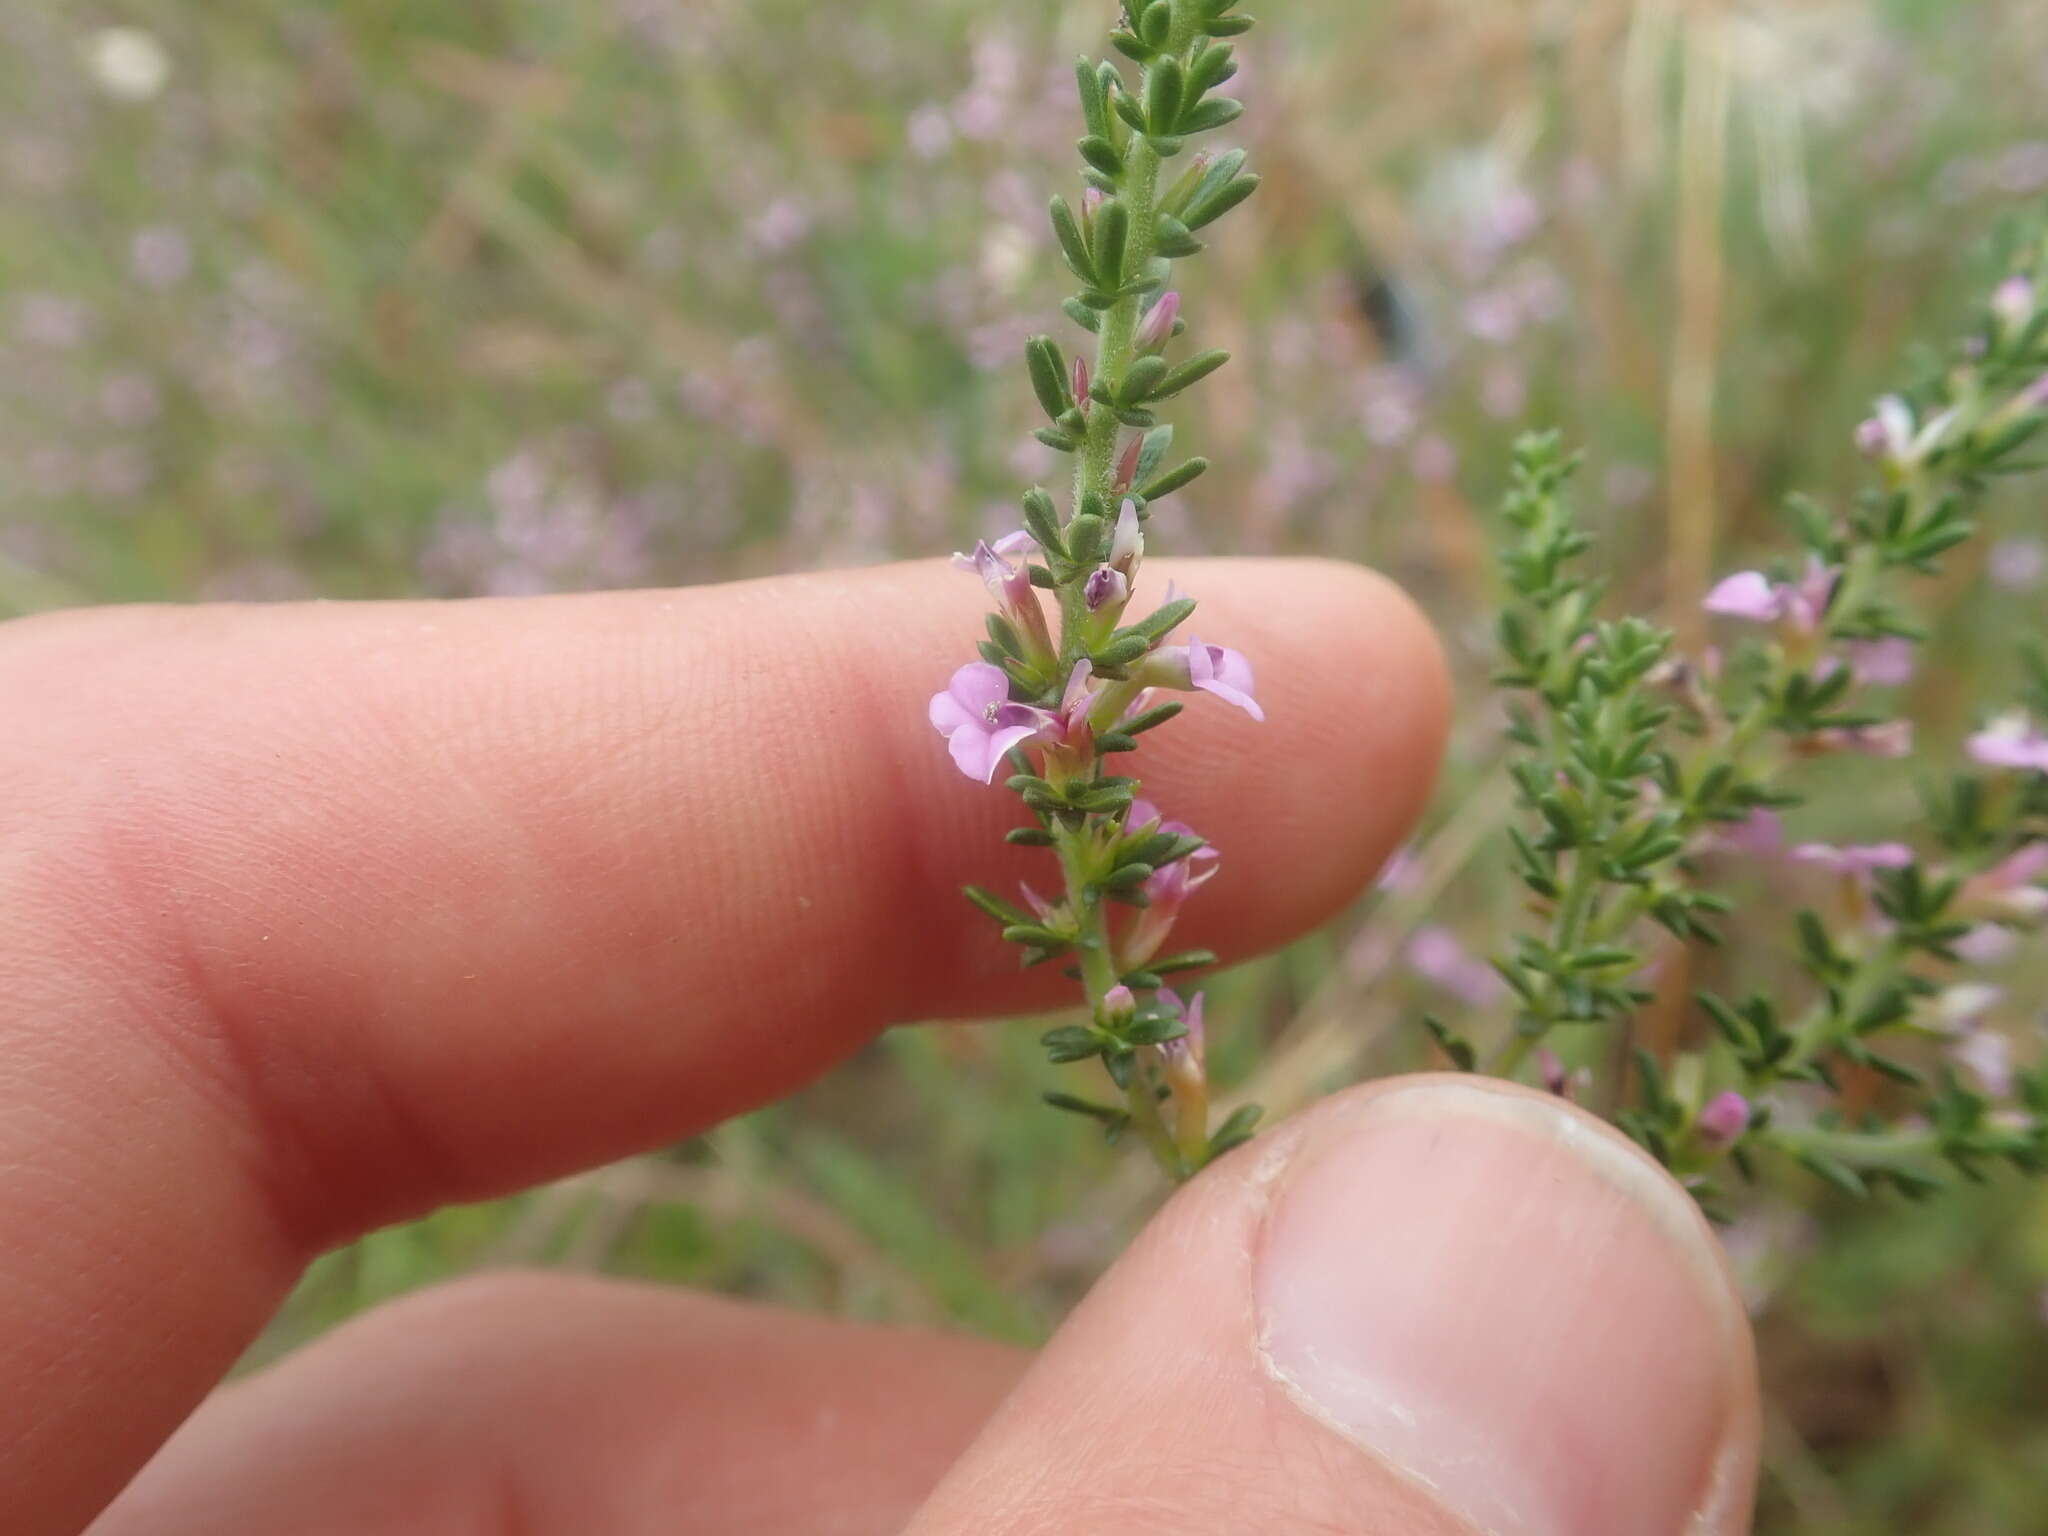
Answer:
[9, 2, 2048, 1528]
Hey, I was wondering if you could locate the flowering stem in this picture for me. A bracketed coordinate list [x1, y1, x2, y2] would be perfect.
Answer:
[1056, 821, 1186, 1178]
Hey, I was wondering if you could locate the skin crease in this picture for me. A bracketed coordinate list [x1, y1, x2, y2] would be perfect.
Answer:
[1, 556, 1455, 1533]
[3, 557, 1763, 1534]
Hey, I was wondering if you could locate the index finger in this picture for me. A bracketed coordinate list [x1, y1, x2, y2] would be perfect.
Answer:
[0, 556, 1447, 1532]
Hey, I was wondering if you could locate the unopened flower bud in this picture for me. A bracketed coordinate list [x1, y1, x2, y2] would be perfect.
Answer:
[1135, 291, 1181, 353]
[1703, 1097, 1753, 1155]
[1696, 1091, 1750, 1151]
[1114, 434, 1143, 492]
[1072, 356, 1091, 413]
[1109, 498, 1144, 576]
[1100, 984, 1136, 1026]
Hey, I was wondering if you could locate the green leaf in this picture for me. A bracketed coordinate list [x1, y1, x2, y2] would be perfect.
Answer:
[1153, 348, 1231, 398]
[1178, 97, 1243, 133]
[1049, 196, 1096, 285]
[1078, 134, 1124, 180]
[1184, 171, 1259, 230]
[964, 886, 1029, 926]
[1119, 355, 1169, 404]
[1024, 336, 1071, 421]
[1092, 197, 1130, 288]
[1208, 1104, 1265, 1157]
[1145, 57, 1185, 135]
[1041, 1026, 1105, 1064]
[1135, 456, 1208, 501]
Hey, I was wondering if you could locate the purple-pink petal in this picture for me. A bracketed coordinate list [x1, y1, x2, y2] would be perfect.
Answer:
[1968, 715, 2048, 772]
[1702, 571, 1781, 622]
[1187, 637, 1264, 722]
[1791, 841, 1916, 877]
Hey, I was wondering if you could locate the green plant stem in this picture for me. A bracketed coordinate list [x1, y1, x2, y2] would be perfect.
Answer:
[1056, 821, 1184, 1178]
[1045, 2, 1206, 1183]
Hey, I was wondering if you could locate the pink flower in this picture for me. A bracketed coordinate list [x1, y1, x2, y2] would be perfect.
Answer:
[1993, 275, 2036, 330]
[952, 537, 1053, 658]
[1122, 802, 1220, 966]
[1041, 660, 1100, 756]
[1846, 638, 1917, 688]
[1968, 712, 2048, 773]
[1142, 637, 1264, 720]
[1083, 566, 1129, 611]
[1961, 843, 2048, 923]
[1953, 1030, 2014, 1098]
[929, 662, 1048, 783]
[1954, 924, 2019, 965]
[1855, 394, 1919, 464]
[1790, 842, 1916, 878]
[1705, 808, 1785, 857]
[1696, 1091, 1751, 1150]
[1404, 926, 1505, 1008]
[1703, 557, 1837, 632]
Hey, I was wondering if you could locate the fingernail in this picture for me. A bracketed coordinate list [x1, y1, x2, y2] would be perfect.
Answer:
[1255, 1079, 1755, 1536]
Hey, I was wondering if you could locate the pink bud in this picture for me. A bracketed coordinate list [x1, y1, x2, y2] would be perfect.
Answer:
[1101, 984, 1136, 1024]
[1072, 356, 1091, 412]
[1109, 499, 1144, 576]
[1135, 291, 1181, 353]
[1114, 434, 1143, 492]
[1696, 1091, 1750, 1150]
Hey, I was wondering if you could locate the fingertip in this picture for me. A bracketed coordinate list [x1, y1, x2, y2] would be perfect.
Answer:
[1143, 557, 1452, 956]
[913, 1076, 1760, 1536]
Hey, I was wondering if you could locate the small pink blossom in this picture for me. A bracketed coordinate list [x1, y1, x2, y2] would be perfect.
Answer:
[1993, 275, 2036, 330]
[1040, 660, 1100, 756]
[1083, 566, 1129, 611]
[1703, 557, 1837, 632]
[1936, 984, 2004, 1032]
[1790, 841, 1916, 878]
[1961, 843, 2048, 923]
[1141, 637, 1263, 720]
[1990, 538, 2045, 591]
[952, 536, 1053, 658]
[1968, 712, 2048, 773]
[1121, 801, 1219, 966]
[1696, 1091, 1751, 1150]
[1705, 808, 1786, 857]
[1953, 1029, 2015, 1098]
[1405, 926, 1505, 1008]
[1954, 924, 2020, 966]
[929, 662, 1048, 783]
[1855, 394, 1919, 463]
[1846, 638, 1917, 687]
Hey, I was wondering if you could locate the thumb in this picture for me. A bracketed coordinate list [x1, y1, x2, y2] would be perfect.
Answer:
[910, 1075, 1760, 1536]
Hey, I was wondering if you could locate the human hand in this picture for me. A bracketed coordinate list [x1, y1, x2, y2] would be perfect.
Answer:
[0, 558, 1758, 1533]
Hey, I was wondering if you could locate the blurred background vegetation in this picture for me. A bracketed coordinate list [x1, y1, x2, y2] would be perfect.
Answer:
[9, 0, 2048, 1527]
